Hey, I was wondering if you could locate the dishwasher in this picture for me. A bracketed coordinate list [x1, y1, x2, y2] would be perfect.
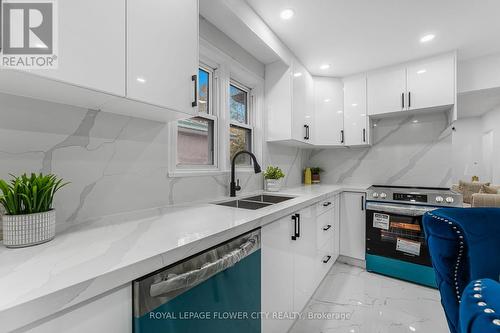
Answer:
[133, 229, 261, 333]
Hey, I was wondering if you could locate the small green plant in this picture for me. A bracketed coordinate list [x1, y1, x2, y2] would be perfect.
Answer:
[0, 173, 69, 215]
[263, 166, 285, 180]
[310, 167, 324, 175]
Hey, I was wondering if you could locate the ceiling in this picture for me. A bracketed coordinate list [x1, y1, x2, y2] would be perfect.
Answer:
[246, 0, 500, 77]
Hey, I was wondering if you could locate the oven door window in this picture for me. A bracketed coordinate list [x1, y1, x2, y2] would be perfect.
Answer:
[366, 210, 432, 266]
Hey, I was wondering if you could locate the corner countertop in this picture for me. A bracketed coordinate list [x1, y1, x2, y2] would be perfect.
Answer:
[0, 184, 368, 332]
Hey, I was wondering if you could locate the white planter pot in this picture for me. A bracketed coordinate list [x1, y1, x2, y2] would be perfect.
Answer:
[265, 179, 282, 192]
[2, 210, 56, 248]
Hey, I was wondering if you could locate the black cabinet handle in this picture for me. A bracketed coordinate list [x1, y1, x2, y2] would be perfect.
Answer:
[322, 255, 332, 263]
[361, 196, 365, 211]
[191, 75, 198, 107]
[362, 128, 366, 143]
[291, 215, 298, 240]
[323, 201, 332, 207]
[401, 92, 405, 109]
[304, 125, 310, 140]
[296, 213, 301, 238]
[323, 224, 332, 231]
[340, 130, 344, 144]
[408, 91, 411, 108]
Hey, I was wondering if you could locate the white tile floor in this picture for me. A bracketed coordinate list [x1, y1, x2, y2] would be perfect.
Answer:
[289, 263, 449, 333]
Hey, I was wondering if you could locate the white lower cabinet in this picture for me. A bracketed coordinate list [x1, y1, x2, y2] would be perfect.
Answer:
[23, 285, 132, 333]
[262, 195, 340, 333]
[293, 206, 317, 313]
[340, 192, 366, 260]
[261, 213, 296, 333]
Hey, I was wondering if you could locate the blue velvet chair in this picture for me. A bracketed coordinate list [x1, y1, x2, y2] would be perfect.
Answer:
[460, 278, 500, 333]
[423, 208, 500, 333]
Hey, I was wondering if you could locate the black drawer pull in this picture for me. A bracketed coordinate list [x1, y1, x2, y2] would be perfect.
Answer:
[323, 202, 332, 207]
[323, 224, 332, 231]
[291, 215, 298, 240]
[322, 255, 332, 263]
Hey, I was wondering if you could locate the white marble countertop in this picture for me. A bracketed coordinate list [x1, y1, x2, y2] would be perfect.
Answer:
[0, 184, 368, 332]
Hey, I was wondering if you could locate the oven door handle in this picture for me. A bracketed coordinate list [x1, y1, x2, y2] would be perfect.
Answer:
[365, 202, 436, 216]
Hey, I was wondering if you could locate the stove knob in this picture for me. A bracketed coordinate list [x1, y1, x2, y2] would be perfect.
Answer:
[435, 196, 444, 203]
[380, 193, 387, 199]
[372, 192, 379, 198]
[446, 197, 455, 204]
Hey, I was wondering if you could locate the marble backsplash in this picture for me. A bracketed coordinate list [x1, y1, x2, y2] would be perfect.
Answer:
[0, 93, 305, 231]
[306, 112, 453, 188]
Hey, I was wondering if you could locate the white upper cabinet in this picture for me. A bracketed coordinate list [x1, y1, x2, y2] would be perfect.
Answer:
[266, 59, 314, 145]
[406, 53, 455, 111]
[127, 0, 198, 114]
[367, 67, 406, 116]
[367, 53, 456, 116]
[343, 75, 370, 146]
[314, 77, 344, 146]
[31, 0, 126, 96]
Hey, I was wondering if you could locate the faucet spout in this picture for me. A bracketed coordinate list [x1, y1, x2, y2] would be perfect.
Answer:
[230, 150, 262, 197]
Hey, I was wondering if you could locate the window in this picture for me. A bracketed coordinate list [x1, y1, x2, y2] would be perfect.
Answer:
[176, 66, 217, 167]
[229, 81, 253, 165]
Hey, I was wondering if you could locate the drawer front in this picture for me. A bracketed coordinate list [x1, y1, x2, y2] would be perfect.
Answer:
[316, 237, 335, 281]
[316, 197, 335, 215]
[316, 209, 335, 250]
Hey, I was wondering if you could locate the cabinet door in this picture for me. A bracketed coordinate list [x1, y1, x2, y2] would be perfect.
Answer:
[291, 61, 309, 143]
[367, 67, 406, 115]
[292, 206, 317, 313]
[343, 76, 369, 146]
[127, 0, 198, 115]
[340, 192, 366, 260]
[33, 0, 126, 96]
[25, 285, 132, 333]
[304, 70, 315, 144]
[314, 77, 344, 145]
[262, 215, 295, 333]
[406, 54, 455, 111]
[332, 194, 341, 262]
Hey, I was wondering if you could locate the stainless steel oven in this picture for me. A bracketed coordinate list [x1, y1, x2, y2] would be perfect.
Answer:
[365, 185, 462, 287]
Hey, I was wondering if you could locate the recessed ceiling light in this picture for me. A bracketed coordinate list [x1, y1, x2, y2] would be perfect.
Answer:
[351, 103, 358, 107]
[420, 34, 435, 43]
[136, 77, 146, 83]
[417, 69, 427, 74]
[337, 110, 343, 114]
[324, 98, 331, 103]
[320, 64, 330, 70]
[293, 72, 302, 77]
[280, 8, 294, 20]
[413, 119, 419, 123]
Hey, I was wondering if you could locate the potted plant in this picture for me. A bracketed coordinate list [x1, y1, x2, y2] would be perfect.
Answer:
[263, 166, 285, 192]
[0, 173, 68, 248]
[310, 167, 324, 184]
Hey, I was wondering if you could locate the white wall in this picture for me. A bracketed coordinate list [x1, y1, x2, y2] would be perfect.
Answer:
[452, 106, 500, 184]
[458, 53, 500, 93]
[451, 117, 485, 182]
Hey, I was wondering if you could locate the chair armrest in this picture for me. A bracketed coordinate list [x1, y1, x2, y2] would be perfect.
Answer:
[472, 193, 500, 207]
[423, 208, 500, 333]
[460, 278, 500, 333]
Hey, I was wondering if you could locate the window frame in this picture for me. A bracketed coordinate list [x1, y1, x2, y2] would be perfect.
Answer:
[170, 64, 220, 174]
[229, 79, 254, 167]
[168, 38, 264, 178]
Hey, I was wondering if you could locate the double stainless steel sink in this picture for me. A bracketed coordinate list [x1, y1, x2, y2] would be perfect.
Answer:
[215, 194, 295, 210]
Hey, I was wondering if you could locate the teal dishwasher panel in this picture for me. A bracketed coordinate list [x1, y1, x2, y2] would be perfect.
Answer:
[134, 250, 261, 333]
